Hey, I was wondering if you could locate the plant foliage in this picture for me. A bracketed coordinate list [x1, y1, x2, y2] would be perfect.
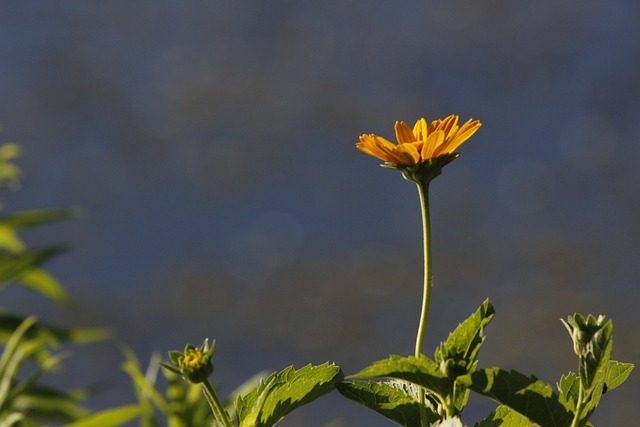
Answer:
[235, 363, 343, 427]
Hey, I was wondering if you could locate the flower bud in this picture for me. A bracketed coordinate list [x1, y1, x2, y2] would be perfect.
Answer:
[439, 357, 467, 379]
[165, 339, 215, 384]
[561, 314, 607, 356]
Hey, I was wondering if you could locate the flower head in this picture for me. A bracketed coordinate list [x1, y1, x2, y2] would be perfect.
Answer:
[162, 339, 215, 383]
[356, 115, 481, 184]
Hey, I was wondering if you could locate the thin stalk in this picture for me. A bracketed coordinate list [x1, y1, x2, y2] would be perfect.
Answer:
[570, 384, 585, 427]
[447, 381, 456, 419]
[202, 379, 235, 427]
[414, 180, 432, 357]
[414, 180, 433, 427]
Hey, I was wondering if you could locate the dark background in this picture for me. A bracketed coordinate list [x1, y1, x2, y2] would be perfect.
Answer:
[1, 1, 638, 425]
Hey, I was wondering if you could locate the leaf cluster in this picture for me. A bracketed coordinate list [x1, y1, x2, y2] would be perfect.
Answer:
[0, 316, 89, 425]
[336, 300, 634, 427]
[0, 143, 108, 426]
[338, 299, 495, 424]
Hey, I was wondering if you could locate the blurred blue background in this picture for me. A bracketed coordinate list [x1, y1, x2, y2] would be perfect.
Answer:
[1, 1, 638, 425]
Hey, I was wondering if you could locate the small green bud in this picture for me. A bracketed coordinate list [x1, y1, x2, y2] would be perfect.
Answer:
[561, 314, 607, 356]
[439, 357, 467, 379]
[165, 339, 215, 384]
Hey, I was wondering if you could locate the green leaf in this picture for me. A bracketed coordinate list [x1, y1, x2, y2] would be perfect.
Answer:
[557, 372, 580, 411]
[0, 412, 23, 426]
[603, 360, 633, 392]
[10, 384, 89, 421]
[459, 368, 574, 427]
[63, 405, 143, 427]
[434, 299, 495, 375]
[121, 348, 170, 416]
[433, 299, 495, 415]
[0, 245, 74, 306]
[475, 405, 534, 427]
[336, 380, 437, 427]
[0, 208, 81, 229]
[0, 317, 94, 424]
[349, 354, 452, 400]
[16, 266, 74, 306]
[0, 208, 79, 303]
[236, 363, 343, 427]
[0, 246, 68, 285]
[0, 225, 25, 252]
[0, 317, 43, 410]
[0, 311, 110, 347]
[575, 359, 633, 426]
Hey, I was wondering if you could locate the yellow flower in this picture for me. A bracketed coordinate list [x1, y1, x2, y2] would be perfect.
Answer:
[179, 348, 205, 368]
[356, 115, 481, 166]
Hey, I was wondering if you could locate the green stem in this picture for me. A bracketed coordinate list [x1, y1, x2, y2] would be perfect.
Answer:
[447, 381, 456, 419]
[202, 379, 235, 427]
[570, 383, 585, 427]
[414, 180, 433, 427]
[414, 180, 432, 357]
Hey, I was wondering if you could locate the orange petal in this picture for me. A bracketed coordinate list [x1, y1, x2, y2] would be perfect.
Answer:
[434, 119, 481, 155]
[396, 142, 420, 165]
[373, 135, 415, 164]
[412, 118, 429, 142]
[394, 121, 416, 144]
[455, 119, 482, 139]
[421, 130, 445, 160]
[427, 118, 441, 134]
[439, 115, 460, 139]
[356, 135, 398, 163]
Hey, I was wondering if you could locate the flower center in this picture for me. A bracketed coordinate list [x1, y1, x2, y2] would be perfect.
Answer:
[180, 349, 204, 368]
